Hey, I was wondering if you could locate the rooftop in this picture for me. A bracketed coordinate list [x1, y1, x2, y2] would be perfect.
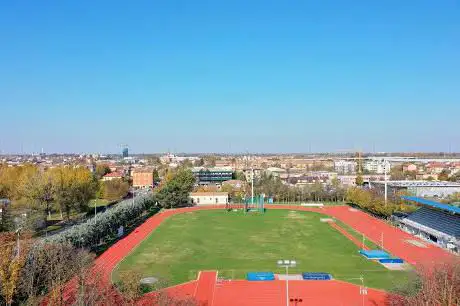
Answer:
[103, 172, 124, 177]
[373, 180, 460, 187]
[192, 167, 233, 173]
[190, 192, 229, 196]
[402, 196, 460, 215]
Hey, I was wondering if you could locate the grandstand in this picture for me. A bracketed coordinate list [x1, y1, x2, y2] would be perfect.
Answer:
[400, 196, 460, 253]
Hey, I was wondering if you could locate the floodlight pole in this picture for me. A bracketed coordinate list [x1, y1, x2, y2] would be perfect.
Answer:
[384, 160, 388, 205]
[251, 167, 254, 207]
[278, 260, 296, 306]
[285, 265, 289, 306]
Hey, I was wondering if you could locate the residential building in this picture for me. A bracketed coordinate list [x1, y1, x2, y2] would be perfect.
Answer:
[363, 158, 391, 174]
[426, 162, 447, 175]
[265, 167, 287, 178]
[403, 164, 417, 172]
[132, 168, 154, 188]
[242, 168, 263, 182]
[189, 192, 229, 205]
[102, 172, 124, 181]
[338, 174, 386, 187]
[334, 160, 357, 174]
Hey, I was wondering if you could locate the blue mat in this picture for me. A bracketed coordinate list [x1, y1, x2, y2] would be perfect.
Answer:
[379, 258, 404, 264]
[359, 249, 390, 259]
[302, 272, 332, 280]
[246, 272, 275, 281]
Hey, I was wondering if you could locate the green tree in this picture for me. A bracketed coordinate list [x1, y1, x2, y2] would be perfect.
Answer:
[152, 169, 160, 183]
[234, 171, 246, 181]
[156, 169, 196, 208]
[0, 201, 12, 232]
[355, 174, 364, 186]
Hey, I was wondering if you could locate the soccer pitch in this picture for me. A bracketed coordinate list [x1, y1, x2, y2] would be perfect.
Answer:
[114, 209, 411, 290]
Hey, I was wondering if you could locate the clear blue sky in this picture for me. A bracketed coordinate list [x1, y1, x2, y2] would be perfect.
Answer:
[1, 1, 459, 154]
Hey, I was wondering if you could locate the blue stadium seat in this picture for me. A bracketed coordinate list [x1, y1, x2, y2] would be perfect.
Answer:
[404, 207, 460, 238]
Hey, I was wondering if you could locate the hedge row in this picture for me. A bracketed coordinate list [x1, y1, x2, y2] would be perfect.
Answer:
[44, 194, 157, 249]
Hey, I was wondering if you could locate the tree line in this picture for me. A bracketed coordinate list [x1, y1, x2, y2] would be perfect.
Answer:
[346, 187, 416, 217]
[253, 173, 346, 203]
[0, 164, 130, 233]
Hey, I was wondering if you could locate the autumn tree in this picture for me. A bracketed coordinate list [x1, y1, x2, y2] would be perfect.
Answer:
[390, 165, 406, 180]
[95, 164, 111, 179]
[0, 232, 32, 306]
[100, 178, 130, 201]
[49, 167, 98, 220]
[20, 169, 54, 227]
[194, 158, 204, 167]
[234, 171, 246, 181]
[118, 270, 143, 305]
[387, 259, 460, 306]
[355, 174, 364, 186]
[438, 169, 451, 181]
[0, 164, 38, 201]
[181, 159, 193, 168]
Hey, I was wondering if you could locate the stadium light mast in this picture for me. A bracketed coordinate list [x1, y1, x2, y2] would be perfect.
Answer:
[251, 166, 254, 206]
[384, 160, 389, 205]
[277, 259, 297, 306]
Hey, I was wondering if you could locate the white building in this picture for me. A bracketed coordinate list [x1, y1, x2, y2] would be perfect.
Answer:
[364, 158, 391, 174]
[334, 160, 357, 174]
[189, 192, 229, 205]
[265, 167, 287, 178]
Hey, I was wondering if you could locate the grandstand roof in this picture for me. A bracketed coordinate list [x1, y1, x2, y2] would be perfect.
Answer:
[374, 180, 460, 187]
[402, 196, 460, 214]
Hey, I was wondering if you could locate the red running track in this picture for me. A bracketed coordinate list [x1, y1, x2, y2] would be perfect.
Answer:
[61, 205, 455, 305]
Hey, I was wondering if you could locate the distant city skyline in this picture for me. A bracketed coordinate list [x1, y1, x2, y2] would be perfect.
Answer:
[1, 1, 459, 153]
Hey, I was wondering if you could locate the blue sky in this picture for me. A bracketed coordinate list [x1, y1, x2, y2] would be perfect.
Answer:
[1, 1, 459, 154]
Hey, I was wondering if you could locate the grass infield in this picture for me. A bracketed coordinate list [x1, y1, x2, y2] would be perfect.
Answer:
[114, 209, 411, 290]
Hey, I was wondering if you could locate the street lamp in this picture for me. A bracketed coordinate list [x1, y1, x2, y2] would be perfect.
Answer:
[94, 199, 97, 221]
[15, 227, 22, 258]
[347, 275, 367, 306]
[277, 259, 297, 306]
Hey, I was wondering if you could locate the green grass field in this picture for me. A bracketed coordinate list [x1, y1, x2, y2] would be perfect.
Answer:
[114, 209, 411, 290]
